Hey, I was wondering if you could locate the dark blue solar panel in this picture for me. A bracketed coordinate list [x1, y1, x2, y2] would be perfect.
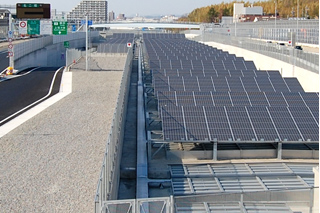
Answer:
[283, 78, 305, 92]
[268, 107, 304, 141]
[212, 92, 233, 106]
[264, 92, 288, 106]
[288, 107, 319, 141]
[300, 93, 319, 107]
[246, 107, 280, 141]
[183, 106, 210, 140]
[145, 34, 316, 143]
[225, 107, 256, 141]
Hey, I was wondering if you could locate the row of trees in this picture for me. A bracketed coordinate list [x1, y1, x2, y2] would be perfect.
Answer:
[178, 0, 319, 23]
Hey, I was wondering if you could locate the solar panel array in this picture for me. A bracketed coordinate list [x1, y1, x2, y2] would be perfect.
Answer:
[144, 33, 319, 142]
[97, 33, 134, 53]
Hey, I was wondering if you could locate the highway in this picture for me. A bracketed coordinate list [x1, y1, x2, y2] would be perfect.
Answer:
[0, 67, 63, 125]
[0, 49, 9, 71]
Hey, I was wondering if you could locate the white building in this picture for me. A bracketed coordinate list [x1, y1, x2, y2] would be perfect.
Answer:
[67, 0, 108, 23]
[233, 3, 263, 22]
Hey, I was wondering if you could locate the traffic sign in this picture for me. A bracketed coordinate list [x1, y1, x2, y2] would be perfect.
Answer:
[8, 52, 14, 57]
[40, 20, 52, 35]
[72, 25, 77, 32]
[52, 21, 68, 35]
[88, 20, 92, 26]
[8, 38, 12, 43]
[8, 44, 13, 49]
[127, 43, 132, 47]
[8, 31, 13, 38]
[27, 20, 40, 35]
[19, 21, 28, 35]
[64, 41, 69, 48]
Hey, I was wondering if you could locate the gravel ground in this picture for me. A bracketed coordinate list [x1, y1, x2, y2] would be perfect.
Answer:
[0, 55, 125, 212]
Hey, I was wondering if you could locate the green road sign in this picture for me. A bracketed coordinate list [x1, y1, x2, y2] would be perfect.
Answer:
[20, 3, 42, 8]
[27, 20, 40, 35]
[52, 21, 68, 35]
[64, 41, 69, 48]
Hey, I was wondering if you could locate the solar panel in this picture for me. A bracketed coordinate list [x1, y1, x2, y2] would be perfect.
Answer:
[144, 34, 318, 143]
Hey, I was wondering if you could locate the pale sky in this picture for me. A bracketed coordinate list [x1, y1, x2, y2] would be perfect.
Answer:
[0, 0, 225, 17]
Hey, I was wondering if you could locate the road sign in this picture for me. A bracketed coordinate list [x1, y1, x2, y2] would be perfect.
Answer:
[8, 31, 13, 38]
[52, 21, 68, 35]
[19, 21, 28, 34]
[27, 20, 40, 35]
[8, 52, 14, 57]
[88, 20, 92, 26]
[64, 41, 69, 48]
[72, 25, 77, 32]
[8, 44, 13, 49]
[8, 38, 12, 43]
[40, 20, 52, 35]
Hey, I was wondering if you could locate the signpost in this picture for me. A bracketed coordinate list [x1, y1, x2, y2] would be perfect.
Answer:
[52, 21, 68, 35]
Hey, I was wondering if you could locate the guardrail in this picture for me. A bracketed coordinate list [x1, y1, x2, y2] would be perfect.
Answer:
[94, 46, 133, 213]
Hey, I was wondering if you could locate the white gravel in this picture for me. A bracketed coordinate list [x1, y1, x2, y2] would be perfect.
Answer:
[0, 55, 125, 212]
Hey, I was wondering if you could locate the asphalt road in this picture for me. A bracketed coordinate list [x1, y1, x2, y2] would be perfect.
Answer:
[0, 67, 63, 125]
[0, 49, 9, 71]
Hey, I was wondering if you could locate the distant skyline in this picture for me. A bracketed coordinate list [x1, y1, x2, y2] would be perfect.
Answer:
[0, 0, 229, 17]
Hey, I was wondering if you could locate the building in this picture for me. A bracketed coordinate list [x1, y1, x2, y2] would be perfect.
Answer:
[233, 3, 263, 22]
[67, 0, 108, 23]
[117, 13, 125, 20]
[108, 11, 115, 22]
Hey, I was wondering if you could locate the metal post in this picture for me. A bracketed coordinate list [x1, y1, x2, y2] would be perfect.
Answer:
[9, 13, 14, 68]
[213, 142, 218, 161]
[277, 142, 282, 160]
[296, 0, 299, 42]
[274, 1, 277, 40]
[85, 15, 88, 71]
[235, 15, 237, 37]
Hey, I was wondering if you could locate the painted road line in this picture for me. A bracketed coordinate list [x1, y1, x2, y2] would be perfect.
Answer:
[0, 68, 72, 138]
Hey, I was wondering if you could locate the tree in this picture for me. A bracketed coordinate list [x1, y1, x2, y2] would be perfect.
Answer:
[207, 7, 218, 22]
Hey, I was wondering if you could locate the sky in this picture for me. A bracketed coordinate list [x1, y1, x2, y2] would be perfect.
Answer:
[0, 0, 225, 17]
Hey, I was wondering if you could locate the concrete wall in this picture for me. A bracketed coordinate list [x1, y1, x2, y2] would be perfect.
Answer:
[204, 41, 319, 92]
[14, 38, 86, 70]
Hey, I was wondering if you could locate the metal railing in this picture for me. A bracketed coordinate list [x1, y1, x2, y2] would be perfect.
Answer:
[95, 187, 318, 212]
[95, 46, 133, 213]
[100, 197, 172, 213]
[202, 19, 319, 45]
